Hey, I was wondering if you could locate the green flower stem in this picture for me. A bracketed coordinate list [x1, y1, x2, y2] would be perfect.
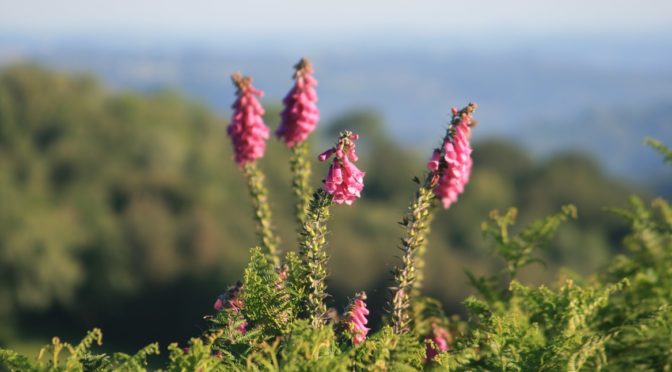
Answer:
[390, 181, 438, 334]
[243, 162, 280, 266]
[411, 210, 436, 297]
[298, 188, 333, 327]
[290, 141, 313, 226]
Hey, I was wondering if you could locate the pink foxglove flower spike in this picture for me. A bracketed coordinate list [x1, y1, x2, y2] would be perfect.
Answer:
[227, 73, 270, 166]
[278, 58, 320, 226]
[227, 73, 280, 264]
[318, 131, 365, 205]
[390, 103, 478, 334]
[276, 58, 320, 148]
[344, 292, 370, 345]
[299, 131, 365, 327]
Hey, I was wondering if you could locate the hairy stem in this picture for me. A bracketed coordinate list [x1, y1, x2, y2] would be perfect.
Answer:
[411, 210, 436, 297]
[390, 182, 438, 334]
[243, 163, 280, 266]
[290, 141, 313, 227]
[298, 188, 333, 327]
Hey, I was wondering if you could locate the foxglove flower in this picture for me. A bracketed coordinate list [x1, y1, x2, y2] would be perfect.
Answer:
[425, 324, 452, 362]
[318, 131, 365, 205]
[433, 107, 474, 209]
[344, 292, 370, 345]
[227, 73, 270, 165]
[277, 58, 320, 147]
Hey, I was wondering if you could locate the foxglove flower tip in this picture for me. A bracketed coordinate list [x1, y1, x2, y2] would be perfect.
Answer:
[276, 58, 320, 147]
[227, 74, 270, 165]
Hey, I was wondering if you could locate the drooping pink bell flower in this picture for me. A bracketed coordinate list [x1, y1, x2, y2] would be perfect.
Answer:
[344, 292, 370, 345]
[427, 149, 441, 172]
[319, 131, 365, 205]
[431, 107, 474, 209]
[276, 58, 320, 147]
[227, 73, 270, 165]
[425, 324, 452, 362]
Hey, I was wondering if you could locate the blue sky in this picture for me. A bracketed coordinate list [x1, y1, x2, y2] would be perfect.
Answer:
[2, 0, 671, 45]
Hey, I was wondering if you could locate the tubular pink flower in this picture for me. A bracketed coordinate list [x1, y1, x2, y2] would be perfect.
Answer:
[227, 73, 270, 165]
[427, 149, 441, 171]
[344, 292, 370, 345]
[318, 148, 335, 162]
[425, 324, 452, 362]
[433, 109, 474, 209]
[276, 58, 320, 147]
[319, 131, 364, 205]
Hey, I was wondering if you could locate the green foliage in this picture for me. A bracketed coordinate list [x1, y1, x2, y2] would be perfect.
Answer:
[275, 320, 348, 371]
[445, 277, 625, 371]
[241, 248, 296, 335]
[645, 137, 672, 164]
[468, 204, 577, 303]
[352, 326, 425, 371]
[165, 338, 232, 372]
[0, 329, 158, 371]
[598, 196, 672, 371]
[105, 343, 160, 371]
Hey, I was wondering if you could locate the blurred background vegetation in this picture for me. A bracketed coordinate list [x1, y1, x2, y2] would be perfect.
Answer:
[1, 65, 660, 354]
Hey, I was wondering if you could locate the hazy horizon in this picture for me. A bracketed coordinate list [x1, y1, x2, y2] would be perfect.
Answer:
[2, 0, 671, 48]
[1, 0, 670, 185]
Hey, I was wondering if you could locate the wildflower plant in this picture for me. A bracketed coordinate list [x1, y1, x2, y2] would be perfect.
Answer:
[390, 103, 477, 334]
[277, 58, 320, 224]
[2, 61, 671, 372]
[227, 72, 280, 265]
[299, 131, 365, 327]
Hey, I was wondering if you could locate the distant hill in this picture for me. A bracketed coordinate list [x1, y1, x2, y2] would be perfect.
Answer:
[525, 102, 672, 196]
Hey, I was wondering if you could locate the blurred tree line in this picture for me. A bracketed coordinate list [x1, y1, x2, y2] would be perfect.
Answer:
[0, 66, 637, 352]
